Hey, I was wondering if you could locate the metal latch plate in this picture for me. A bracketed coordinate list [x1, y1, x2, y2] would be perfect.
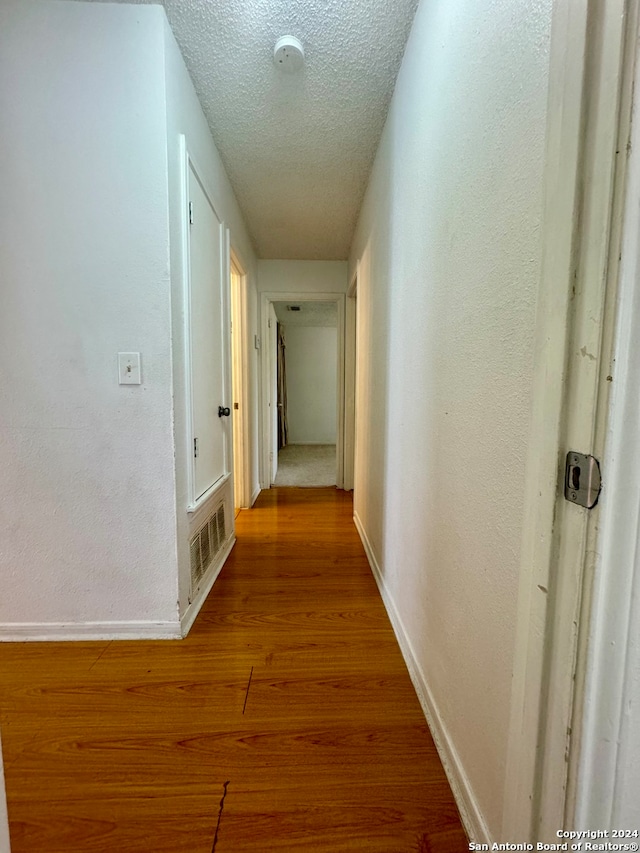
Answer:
[565, 452, 601, 509]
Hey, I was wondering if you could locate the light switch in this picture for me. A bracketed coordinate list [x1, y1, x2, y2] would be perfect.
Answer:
[118, 352, 141, 385]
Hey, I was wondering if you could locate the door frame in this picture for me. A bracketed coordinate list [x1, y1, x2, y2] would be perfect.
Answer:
[259, 291, 346, 490]
[573, 7, 640, 825]
[502, 0, 638, 838]
[180, 137, 231, 512]
[229, 250, 251, 509]
[267, 302, 279, 484]
[343, 264, 359, 493]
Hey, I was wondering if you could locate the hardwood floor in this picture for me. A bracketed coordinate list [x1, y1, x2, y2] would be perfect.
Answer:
[0, 488, 467, 852]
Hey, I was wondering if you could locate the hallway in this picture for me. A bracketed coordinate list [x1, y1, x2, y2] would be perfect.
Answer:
[0, 490, 466, 852]
[6, 0, 640, 839]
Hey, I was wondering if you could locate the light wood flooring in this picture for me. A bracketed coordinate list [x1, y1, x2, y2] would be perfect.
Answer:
[0, 488, 467, 852]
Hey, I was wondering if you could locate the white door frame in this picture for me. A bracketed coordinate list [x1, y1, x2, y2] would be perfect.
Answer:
[267, 302, 279, 484]
[573, 6, 640, 825]
[503, 0, 638, 838]
[343, 264, 358, 493]
[259, 291, 346, 490]
[230, 250, 251, 509]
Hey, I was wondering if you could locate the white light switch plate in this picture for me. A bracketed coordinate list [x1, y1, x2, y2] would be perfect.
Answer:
[118, 352, 141, 385]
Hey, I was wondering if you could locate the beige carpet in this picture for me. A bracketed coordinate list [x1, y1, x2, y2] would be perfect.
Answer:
[273, 444, 337, 487]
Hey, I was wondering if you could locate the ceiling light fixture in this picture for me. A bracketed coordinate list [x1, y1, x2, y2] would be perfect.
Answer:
[273, 36, 305, 73]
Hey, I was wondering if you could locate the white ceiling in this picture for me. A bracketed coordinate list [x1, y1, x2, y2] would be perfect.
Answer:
[273, 301, 337, 327]
[80, 0, 419, 260]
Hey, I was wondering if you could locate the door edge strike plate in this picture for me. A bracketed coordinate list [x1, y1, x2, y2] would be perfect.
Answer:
[565, 451, 602, 509]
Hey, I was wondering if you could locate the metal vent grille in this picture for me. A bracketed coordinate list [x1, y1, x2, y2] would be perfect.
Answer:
[189, 501, 227, 596]
[216, 503, 226, 544]
[189, 538, 202, 586]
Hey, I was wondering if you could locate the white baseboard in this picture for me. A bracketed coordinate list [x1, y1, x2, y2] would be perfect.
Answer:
[353, 510, 491, 846]
[0, 620, 182, 642]
[0, 537, 239, 644]
[250, 485, 261, 507]
[180, 535, 236, 637]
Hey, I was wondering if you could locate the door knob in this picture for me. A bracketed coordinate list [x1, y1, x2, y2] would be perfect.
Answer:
[218, 406, 231, 418]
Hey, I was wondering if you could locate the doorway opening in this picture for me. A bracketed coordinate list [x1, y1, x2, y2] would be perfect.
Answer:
[260, 292, 346, 490]
[272, 300, 338, 487]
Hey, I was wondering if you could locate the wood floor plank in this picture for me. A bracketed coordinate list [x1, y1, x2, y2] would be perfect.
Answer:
[0, 488, 467, 851]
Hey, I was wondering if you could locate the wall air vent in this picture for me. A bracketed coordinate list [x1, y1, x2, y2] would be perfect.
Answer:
[287, 305, 301, 311]
[189, 501, 227, 598]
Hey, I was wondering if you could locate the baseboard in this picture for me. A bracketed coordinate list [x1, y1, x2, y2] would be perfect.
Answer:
[0, 620, 182, 642]
[353, 510, 492, 846]
[180, 535, 236, 638]
[250, 485, 261, 507]
[1, 536, 238, 645]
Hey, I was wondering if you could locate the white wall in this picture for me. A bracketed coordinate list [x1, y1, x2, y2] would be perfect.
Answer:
[284, 326, 337, 444]
[162, 17, 259, 615]
[0, 1, 259, 636]
[258, 260, 348, 294]
[348, 0, 552, 839]
[0, 1, 179, 635]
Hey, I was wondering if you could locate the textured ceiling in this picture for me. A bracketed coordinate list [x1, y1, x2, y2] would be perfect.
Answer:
[273, 301, 337, 327]
[77, 0, 419, 259]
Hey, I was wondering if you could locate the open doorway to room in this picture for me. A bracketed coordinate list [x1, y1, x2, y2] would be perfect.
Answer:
[260, 293, 346, 489]
[273, 300, 338, 486]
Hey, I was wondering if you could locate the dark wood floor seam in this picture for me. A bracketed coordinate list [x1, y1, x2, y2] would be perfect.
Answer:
[242, 666, 254, 715]
[211, 780, 230, 853]
[87, 640, 112, 672]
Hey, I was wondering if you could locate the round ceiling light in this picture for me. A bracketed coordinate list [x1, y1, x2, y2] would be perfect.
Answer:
[273, 36, 305, 73]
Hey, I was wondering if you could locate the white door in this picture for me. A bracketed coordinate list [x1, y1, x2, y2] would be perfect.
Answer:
[187, 163, 230, 503]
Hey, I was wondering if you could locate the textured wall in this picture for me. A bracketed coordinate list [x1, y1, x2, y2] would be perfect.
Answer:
[349, 0, 552, 836]
[285, 326, 338, 444]
[0, 1, 179, 629]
